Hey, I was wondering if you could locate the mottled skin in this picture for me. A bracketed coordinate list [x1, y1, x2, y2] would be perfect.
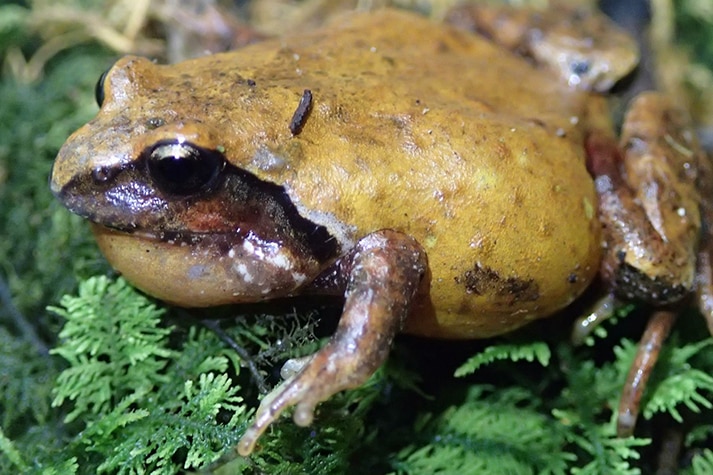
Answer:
[50, 6, 713, 456]
[52, 10, 605, 338]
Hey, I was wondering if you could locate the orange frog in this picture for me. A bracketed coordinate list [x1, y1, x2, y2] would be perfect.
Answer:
[50, 5, 713, 455]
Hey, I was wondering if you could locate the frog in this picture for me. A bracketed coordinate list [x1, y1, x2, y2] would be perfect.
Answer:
[49, 4, 713, 457]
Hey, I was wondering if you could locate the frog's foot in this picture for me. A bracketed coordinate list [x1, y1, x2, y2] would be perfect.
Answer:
[571, 293, 617, 345]
[236, 230, 428, 456]
[236, 344, 364, 457]
[617, 310, 677, 437]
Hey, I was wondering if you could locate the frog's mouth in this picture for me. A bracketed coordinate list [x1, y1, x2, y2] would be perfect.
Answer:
[52, 153, 340, 266]
[96, 226, 213, 245]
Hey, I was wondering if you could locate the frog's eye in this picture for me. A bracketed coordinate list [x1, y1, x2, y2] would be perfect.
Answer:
[147, 141, 225, 196]
[95, 68, 110, 107]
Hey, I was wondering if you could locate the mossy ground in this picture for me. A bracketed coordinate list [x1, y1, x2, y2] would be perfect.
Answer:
[1, 1, 712, 473]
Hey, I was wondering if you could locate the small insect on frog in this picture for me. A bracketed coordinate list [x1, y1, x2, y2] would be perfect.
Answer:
[50, 4, 713, 456]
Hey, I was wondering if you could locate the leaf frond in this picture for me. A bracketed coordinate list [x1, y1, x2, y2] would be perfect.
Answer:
[454, 341, 551, 377]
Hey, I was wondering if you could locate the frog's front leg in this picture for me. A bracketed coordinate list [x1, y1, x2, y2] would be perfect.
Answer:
[237, 229, 428, 456]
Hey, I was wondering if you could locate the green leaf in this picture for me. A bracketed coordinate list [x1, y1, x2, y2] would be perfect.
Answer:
[49, 276, 176, 422]
[88, 370, 244, 474]
[0, 425, 28, 472]
[454, 341, 551, 377]
[0, 326, 54, 429]
[565, 424, 649, 475]
[40, 458, 78, 475]
[47, 289, 249, 473]
[0, 5, 29, 49]
[392, 386, 573, 475]
[691, 449, 713, 475]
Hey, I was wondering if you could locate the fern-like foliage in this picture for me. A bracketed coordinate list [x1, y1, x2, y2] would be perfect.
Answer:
[0, 326, 54, 430]
[552, 341, 652, 475]
[690, 448, 713, 475]
[89, 372, 244, 474]
[37, 276, 248, 474]
[612, 337, 713, 423]
[0, 426, 28, 473]
[38, 458, 79, 475]
[49, 276, 177, 422]
[392, 386, 574, 475]
[454, 341, 551, 377]
[552, 409, 650, 475]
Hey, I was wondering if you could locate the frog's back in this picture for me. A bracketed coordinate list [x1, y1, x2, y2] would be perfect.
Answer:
[141, 9, 603, 337]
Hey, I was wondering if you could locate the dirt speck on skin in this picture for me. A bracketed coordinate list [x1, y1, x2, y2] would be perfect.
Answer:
[456, 263, 540, 303]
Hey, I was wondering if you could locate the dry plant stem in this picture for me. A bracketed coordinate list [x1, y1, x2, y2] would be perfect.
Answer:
[0, 275, 49, 355]
[7, 31, 88, 83]
[199, 319, 268, 394]
[121, 0, 151, 40]
[617, 309, 677, 437]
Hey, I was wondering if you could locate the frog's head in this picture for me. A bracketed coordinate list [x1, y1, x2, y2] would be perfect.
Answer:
[51, 56, 337, 306]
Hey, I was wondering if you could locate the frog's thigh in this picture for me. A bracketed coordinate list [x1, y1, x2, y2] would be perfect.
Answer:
[237, 229, 427, 456]
[587, 92, 702, 304]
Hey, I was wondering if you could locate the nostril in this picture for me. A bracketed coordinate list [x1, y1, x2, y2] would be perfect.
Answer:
[91, 166, 119, 184]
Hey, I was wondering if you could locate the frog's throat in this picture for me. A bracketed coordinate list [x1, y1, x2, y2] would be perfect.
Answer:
[90, 224, 323, 306]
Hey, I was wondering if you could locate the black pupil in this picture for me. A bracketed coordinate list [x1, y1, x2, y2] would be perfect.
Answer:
[95, 68, 109, 107]
[147, 142, 224, 196]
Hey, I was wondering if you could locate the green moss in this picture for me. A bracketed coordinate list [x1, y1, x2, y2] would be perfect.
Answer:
[1, 1, 712, 473]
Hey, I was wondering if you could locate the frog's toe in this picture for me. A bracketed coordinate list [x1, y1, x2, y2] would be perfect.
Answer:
[294, 400, 317, 426]
[236, 348, 355, 455]
[236, 375, 307, 456]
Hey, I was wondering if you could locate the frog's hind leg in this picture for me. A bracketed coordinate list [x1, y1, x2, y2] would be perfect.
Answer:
[585, 92, 707, 437]
[696, 244, 713, 335]
[617, 309, 677, 436]
[694, 141, 713, 335]
[236, 229, 427, 456]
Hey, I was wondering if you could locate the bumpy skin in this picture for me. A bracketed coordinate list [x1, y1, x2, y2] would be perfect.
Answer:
[51, 10, 604, 339]
[50, 6, 713, 457]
